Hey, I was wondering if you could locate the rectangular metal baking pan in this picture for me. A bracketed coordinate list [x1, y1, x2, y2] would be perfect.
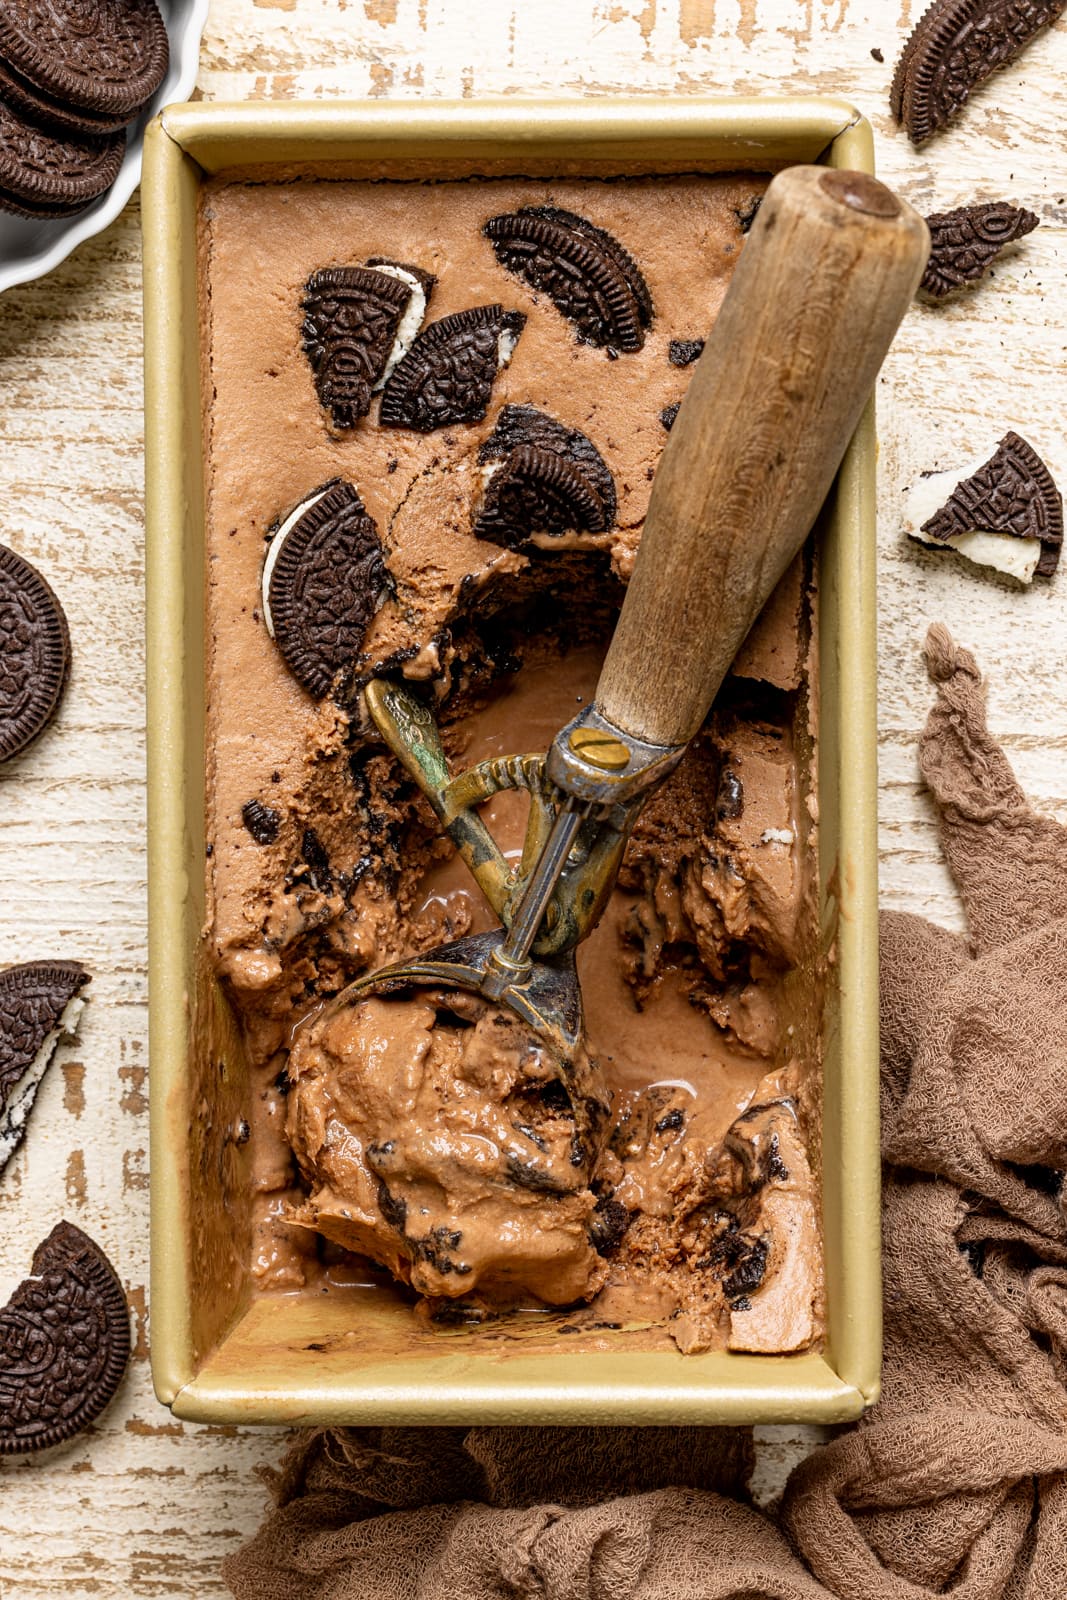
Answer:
[144, 96, 881, 1425]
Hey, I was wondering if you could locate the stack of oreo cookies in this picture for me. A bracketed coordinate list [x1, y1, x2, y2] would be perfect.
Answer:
[0, 0, 169, 219]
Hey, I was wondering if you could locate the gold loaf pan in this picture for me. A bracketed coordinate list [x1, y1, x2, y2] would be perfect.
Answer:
[143, 97, 881, 1426]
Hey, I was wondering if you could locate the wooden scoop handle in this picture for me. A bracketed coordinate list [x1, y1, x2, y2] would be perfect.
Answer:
[595, 166, 929, 750]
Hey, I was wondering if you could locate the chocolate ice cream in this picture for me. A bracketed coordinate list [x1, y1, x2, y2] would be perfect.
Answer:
[200, 169, 824, 1354]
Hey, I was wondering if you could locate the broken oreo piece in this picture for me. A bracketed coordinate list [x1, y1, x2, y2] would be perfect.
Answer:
[241, 799, 281, 845]
[473, 403, 616, 546]
[0, 1221, 129, 1454]
[475, 445, 608, 548]
[483, 205, 653, 352]
[379, 305, 525, 432]
[659, 403, 680, 432]
[0, 961, 88, 1176]
[906, 432, 1062, 580]
[920, 202, 1039, 297]
[0, 543, 71, 762]
[891, 0, 1066, 146]
[302, 265, 417, 428]
[262, 480, 391, 698]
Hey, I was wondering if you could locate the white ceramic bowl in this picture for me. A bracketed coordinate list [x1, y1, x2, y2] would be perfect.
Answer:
[0, 0, 208, 294]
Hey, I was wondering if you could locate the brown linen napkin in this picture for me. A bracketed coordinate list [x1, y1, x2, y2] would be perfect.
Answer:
[223, 626, 1067, 1600]
[222, 1425, 837, 1600]
[781, 625, 1067, 1599]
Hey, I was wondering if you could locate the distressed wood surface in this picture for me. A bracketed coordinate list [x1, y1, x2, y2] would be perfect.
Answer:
[1, 1, 1064, 1592]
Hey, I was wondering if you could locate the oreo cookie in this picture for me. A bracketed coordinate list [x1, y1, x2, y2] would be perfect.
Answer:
[474, 404, 615, 546]
[262, 480, 391, 698]
[0, 1221, 129, 1454]
[379, 305, 525, 432]
[920, 431, 1062, 576]
[921, 201, 1039, 298]
[0, 56, 129, 137]
[0, 0, 169, 123]
[891, 0, 1065, 145]
[483, 205, 653, 352]
[0, 961, 88, 1175]
[301, 261, 434, 429]
[0, 97, 123, 217]
[669, 339, 704, 367]
[0, 542, 71, 761]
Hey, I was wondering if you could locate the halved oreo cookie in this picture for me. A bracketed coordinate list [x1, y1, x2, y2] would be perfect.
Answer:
[379, 305, 525, 432]
[262, 480, 391, 698]
[483, 205, 653, 352]
[476, 446, 607, 548]
[474, 404, 616, 546]
[0, 961, 88, 1175]
[0, 543, 71, 762]
[0, 1221, 129, 1454]
[0, 97, 123, 217]
[891, 0, 1064, 145]
[920, 202, 1039, 298]
[919, 432, 1062, 577]
[301, 261, 434, 429]
[0, 0, 169, 122]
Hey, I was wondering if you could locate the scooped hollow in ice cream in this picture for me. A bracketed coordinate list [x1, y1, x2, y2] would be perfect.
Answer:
[285, 987, 609, 1308]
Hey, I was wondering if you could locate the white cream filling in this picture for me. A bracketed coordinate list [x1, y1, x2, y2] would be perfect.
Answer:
[369, 265, 427, 391]
[904, 461, 1042, 584]
[760, 828, 794, 846]
[0, 993, 86, 1170]
[261, 486, 332, 638]
[497, 325, 522, 368]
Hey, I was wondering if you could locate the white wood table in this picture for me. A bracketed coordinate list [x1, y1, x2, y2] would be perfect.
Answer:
[1, 2, 1064, 1591]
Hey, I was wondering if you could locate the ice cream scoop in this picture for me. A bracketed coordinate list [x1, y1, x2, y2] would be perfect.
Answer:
[301, 166, 930, 1130]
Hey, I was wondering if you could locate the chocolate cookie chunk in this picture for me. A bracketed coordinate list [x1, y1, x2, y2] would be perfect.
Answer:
[474, 405, 616, 545]
[891, 0, 1066, 146]
[301, 263, 431, 429]
[0, 0, 169, 121]
[922, 431, 1062, 575]
[920, 201, 1039, 297]
[669, 339, 705, 367]
[263, 480, 391, 698]
[0, 1221, 129, 1454]
[484, 206, 653, 352]
[379, 305, 525, 432]
[0, 97, 123, 217]
[241, 799, 280, 845]
[0, 543, 71, 762]
[0, 962, 88, 1175]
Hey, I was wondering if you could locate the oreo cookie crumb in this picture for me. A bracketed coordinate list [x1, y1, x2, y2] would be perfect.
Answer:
[659, 403, 680, 431]
[242, 799, 281, 845]
[669, 339, 704, 367]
